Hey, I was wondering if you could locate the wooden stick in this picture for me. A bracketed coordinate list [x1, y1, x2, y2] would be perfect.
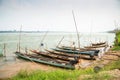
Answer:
[72, 10, 80, 50]
[39, 31, 48, 51]
[56, 36, 64, 47]
[72, 10, 82, 63]
[3, 43, 6, 57]
[40, 31, 48, 43]
[18, 25, 22, 52]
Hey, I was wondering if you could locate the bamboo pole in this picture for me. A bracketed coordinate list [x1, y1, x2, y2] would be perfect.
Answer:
[56, 36, 64, 47]
[90, 20, 93, 44]
[3, 43, 6, 57]
[25, 47, 28, 54]
[72, 10, 80, 50]
[39, 31, 48, 51]
[72, 10, 82, 65]
[16, 43, 18, 51]
[18, 25, 22, 52]
[40, 31, 48, 43]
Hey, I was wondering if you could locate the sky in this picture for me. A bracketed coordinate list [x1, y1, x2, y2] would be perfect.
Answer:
[0, 0, 120, 32]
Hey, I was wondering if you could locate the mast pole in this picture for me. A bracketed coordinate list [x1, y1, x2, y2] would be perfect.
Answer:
[3, 43, 6, 57]
[19, 25, 22, 52]
[56, 36, 64, 47]
[72, 10, 80, 50]
[39, 31, 48, 51]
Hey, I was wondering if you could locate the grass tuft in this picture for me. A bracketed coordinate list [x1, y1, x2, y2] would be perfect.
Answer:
[112, 46, 120, 50]
[83, 73, 113, 80]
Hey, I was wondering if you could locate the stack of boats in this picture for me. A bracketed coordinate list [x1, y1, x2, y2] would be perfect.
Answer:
[15, 41, 109, 69]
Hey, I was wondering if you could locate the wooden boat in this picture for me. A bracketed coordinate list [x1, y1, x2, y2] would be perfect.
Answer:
[84, 42, 108, 49]
[45, 49, 80, 57]
[30, 50, 75, 61]
[52, 48, 96, 58]
[57, 46, 99, 56]
[91, 42, 106, 46]
[84, 44, 107, 49]
[57, 46, 77, 51]
[15, 51, 76, 69]
[45, 49, 97, 60]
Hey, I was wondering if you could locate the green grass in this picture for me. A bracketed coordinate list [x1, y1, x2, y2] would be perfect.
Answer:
[113, 30, 120, 50]
[112, 46, 120, 50]
[118, 34, 120, 42]
[11, 70, 79, 80]
[114, 31, 120, 47]
[10, 67, 94, 80]
[0, 53, 3, 57]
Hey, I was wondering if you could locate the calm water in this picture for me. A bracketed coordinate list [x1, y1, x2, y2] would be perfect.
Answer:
[0, 32, 115, 56]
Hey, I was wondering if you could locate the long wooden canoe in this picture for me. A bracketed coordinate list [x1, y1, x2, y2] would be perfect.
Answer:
[91, 42, 106, 46]
[15, 51, 75, 69]
[45, 49, 97, 60]
[84, 44, 108, 49]
[45, 49, 79, 57]
[30, 50, 75, 61]
[57, 46, 100, 56]
[52, 48, 96, 58]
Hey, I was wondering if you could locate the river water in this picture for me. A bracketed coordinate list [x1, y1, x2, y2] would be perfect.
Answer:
[0, 32, 115, 56]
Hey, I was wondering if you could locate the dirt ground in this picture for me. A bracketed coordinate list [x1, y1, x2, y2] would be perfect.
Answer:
[0, 59, 56, 80]
[0, 49, 120, 80]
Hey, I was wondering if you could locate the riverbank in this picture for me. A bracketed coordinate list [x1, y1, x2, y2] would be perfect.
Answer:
[0, 49, 120, 80]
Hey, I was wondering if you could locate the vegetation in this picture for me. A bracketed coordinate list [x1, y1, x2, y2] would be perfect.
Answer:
[0, 48, 3, 57]
[112, 46, 120, 50]
[112, 30, 120, 50]
[0, 51, 3, 57]
[10, 68, 93, 80]
[0, 54, 3, 57]
[114, 31, 120, 46]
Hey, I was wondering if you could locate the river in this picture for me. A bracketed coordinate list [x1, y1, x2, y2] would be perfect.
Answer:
[0, 32, 115, 56]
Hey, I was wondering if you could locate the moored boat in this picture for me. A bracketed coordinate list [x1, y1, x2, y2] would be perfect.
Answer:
[52, 48, 96, 59]
[45, 49, 79, 57]
[15, 51, 76, 69]
[57, 46, 100, 56]
[91, 42, 106, 46]
[30, 50, 75, 61]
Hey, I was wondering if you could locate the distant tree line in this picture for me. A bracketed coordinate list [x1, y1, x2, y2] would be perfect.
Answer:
[0, 31, 48, 33]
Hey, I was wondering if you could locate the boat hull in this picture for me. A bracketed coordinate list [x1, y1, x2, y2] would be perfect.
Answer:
[15, 52, 75, 69]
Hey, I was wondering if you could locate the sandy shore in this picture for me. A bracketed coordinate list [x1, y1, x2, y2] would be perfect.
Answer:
[0, 59, 56, 79]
